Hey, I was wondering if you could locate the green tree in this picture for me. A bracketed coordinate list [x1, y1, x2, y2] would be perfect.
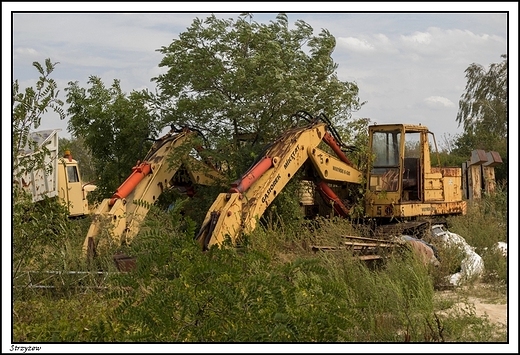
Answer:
[13, 58, 65, 177]
[12, 59, 71, 278]
[454, 54, 507, 181]
[150, 13, 367, 226]
[153, 13, 363, 173]
[456, 54, 507, 139]
[65, 77, 161, 199]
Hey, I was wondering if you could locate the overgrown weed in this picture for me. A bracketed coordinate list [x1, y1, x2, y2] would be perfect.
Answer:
[12, 181, 508, 342]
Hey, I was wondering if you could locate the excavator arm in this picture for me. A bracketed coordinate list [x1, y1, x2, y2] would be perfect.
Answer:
[195, 117, 362, 250]
[83, 127, 224, 258]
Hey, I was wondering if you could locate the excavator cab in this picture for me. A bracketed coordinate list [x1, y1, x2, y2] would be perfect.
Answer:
[367, 125, 422, 199]
[365, 124, 465, 220]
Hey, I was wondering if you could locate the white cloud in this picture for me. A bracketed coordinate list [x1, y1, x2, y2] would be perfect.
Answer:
[337, 37, 375, 52]
[13, 47, 39, 57]
[13, 47, 42, 64]
[374, 33, 391, 45]
[398, 26, 505, 64]
[401, 31, 432, 45]
[423, 96, 455, 108]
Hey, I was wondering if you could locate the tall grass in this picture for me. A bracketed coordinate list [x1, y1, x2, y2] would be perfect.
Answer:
[12, 185, 508, 343]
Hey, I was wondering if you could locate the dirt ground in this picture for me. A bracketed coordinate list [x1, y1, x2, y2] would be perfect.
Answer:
[467, 296, 507, 325]
[435, 284, 507, 326]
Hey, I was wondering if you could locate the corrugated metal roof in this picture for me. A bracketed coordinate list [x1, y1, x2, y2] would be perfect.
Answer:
[21, 129, 61, 154]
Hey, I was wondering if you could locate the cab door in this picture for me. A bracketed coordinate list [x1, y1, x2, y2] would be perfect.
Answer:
[64, 162, 85, 216]
[401, 130, 422, 202]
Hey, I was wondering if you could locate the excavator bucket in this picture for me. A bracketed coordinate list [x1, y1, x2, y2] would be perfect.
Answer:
[83, 198, 127, 259]
[195, 192, 245, 250]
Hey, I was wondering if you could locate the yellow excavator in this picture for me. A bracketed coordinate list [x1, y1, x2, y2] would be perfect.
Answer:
[83, 126, 225, 259]
[195, 111, 466, 250]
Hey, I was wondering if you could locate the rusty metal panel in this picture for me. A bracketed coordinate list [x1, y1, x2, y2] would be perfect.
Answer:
[426, 171, 442, 179]
[424, 178, 443, 190]
[367, 200, 466, 218]
[483, 151, 503, 167]
[441, 175, 461, 202]
[395, 201, 466, 217]
[424, 190, 444, 200]
[470, 149, 488, 165]
[438, 201, 467, 215]
[431, 167, 462, 177]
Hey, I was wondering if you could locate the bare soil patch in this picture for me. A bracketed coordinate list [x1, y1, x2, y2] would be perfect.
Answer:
[435, 283, 507, 326]
[466, 296, 507, 325]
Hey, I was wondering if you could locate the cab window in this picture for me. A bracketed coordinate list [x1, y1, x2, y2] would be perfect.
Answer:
[370, 130, 401, 192]
[67, 166, 79, 183]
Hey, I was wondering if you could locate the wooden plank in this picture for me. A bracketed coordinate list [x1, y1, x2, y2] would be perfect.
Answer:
[357, 255, 383, 261]
[340, 235, 401, 244]
[343, 241, 397, 248]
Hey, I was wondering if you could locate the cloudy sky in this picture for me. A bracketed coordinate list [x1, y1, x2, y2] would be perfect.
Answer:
[3, 3, 518, 353]
[6, 3, 516, 147]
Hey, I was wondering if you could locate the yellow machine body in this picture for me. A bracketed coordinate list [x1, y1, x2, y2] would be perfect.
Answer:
[195, 116, 466, 250]
[364, 124, 466, 219]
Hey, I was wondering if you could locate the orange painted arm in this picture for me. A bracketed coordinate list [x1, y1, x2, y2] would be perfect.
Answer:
[109, 162, 152, 205]
[323, 132, 354, 167]
[315, 180, 350, 217]
[229, 157, 273, 194]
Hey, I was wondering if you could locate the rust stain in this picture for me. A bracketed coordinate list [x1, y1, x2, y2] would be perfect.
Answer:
[431, 167, 461, 177]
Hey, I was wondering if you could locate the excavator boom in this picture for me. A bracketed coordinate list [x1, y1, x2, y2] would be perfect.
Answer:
[195, 119, 363, 250]
[84, 127, 224, 258]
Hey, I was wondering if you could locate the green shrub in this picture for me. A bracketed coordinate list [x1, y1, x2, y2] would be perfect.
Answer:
[95, 210, 440, 342]
[12, 180, 508, 343]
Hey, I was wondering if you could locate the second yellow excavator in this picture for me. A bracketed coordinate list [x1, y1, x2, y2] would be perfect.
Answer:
[83, 126, 225, 259]
[195, 111, 466, 250]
